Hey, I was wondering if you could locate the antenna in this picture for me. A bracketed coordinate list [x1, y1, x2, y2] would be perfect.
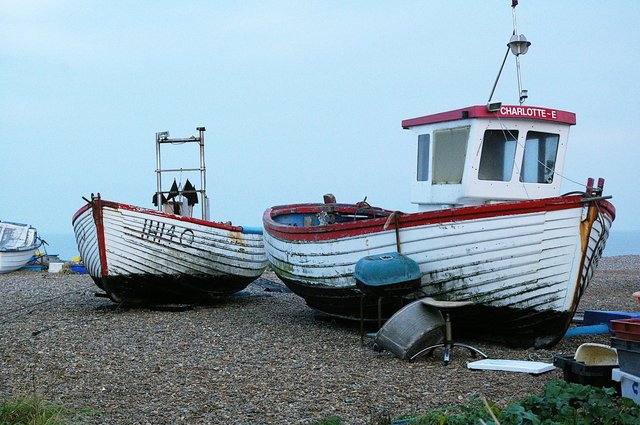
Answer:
[507, 0, 531, 104]
[487, 0, 532, 108]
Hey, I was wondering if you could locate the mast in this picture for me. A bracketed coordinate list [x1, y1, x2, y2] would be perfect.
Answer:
[507, 0, 531, 105]
[487, 0, 532, 107]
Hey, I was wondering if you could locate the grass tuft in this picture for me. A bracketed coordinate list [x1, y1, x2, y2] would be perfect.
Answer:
[0, 395, 68, 425]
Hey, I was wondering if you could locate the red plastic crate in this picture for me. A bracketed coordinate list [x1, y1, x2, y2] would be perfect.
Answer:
[611, 318, 640, 341]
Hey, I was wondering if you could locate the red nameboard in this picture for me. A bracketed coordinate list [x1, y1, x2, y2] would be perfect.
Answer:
[402, 105, 576, 128]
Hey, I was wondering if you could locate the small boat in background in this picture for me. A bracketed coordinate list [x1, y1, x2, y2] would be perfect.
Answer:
[72, 127, 268, 304]
[262, 3, 615, 348]
[0, 221, 42, 273]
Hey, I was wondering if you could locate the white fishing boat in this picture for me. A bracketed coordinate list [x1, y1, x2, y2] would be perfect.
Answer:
[262, 3, 615, 348]
[72, 127, 268, 304]
[0, 221, 42, 274]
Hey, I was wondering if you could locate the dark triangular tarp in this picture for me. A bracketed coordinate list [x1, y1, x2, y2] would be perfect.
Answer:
[182, 179, 199, 206]
[167, 179, 180, 201]
[152, 192, 167, 206]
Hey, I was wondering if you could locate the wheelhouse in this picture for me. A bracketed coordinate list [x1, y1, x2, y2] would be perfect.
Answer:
[402, 105, 576, 210]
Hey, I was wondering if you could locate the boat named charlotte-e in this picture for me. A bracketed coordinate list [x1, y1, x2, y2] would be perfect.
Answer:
[262, 2, 615, 348]
[72, 127, 267, 304]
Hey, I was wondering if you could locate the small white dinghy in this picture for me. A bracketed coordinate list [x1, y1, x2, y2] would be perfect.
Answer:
[0, 221, 42, 273]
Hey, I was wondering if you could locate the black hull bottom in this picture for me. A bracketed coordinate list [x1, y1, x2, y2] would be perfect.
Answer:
[279, 276, 572, 349]
[97, 273, 258, 305]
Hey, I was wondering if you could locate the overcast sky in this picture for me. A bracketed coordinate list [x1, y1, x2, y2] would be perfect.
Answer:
[2, 1, 639, 241]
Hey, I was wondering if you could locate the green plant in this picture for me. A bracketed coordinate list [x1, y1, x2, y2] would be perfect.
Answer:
[500, 380, 639, 425]
[415, 381, 640, 425]
[0, 395, 67, 425]
[312, 381, 640, 425]
[312, 417, 344, 425]
[412, 399, 496, 425]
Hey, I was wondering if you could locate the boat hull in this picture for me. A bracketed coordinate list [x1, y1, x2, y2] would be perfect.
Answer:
[263, 197, 615, 348]
[0, 248, 38, 274]
[72, 197, 268, 304]
[0, 221, 41, 274]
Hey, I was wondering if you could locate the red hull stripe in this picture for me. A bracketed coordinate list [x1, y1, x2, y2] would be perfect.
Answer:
[72, 199, 245, 232]
[71, 203, 91, 224]
[402, 105, 576, 128]
[105, 200, 245, 232]
[91, 199, 109, 277]
[263, 197, 615, 242]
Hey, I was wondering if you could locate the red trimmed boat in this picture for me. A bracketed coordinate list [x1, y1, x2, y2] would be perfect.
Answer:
[262, 4, 615, 348]
[72, 128, 267, 304]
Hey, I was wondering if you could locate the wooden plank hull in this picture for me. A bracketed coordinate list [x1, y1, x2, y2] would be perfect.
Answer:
[72, 198, 268, 304]
[263, 196, 615, 348]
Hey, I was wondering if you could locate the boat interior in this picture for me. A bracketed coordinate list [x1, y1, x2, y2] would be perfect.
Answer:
[273, 205, 390, 227]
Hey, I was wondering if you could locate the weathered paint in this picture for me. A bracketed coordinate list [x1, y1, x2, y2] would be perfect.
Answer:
[91, 197, 109, 276]
[262, 196, 614, 348]
[263, 196, 613, 241]
[71, 197, 268, 304]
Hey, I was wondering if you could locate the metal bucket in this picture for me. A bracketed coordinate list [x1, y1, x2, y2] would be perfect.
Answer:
[374, 299, 445, 360]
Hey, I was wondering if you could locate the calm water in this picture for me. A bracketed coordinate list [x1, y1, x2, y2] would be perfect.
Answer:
[39, 233, 80, 261]
[39, 230, 640, 262]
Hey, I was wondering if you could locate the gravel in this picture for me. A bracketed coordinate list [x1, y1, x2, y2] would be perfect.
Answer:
[1, 255, 639, 424]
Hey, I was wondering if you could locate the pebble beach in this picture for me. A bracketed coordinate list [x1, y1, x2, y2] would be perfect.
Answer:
[1, 256, 639, 424]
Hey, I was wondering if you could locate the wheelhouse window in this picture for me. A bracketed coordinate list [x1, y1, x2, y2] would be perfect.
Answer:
[432, 126, 469, 184]
[478, 130, 518, 181]
[520, 131, 559, 183]
[417, 134, 430, 181]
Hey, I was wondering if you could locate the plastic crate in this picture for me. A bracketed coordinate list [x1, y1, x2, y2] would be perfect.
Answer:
[70, 264, 88, 274]
[611, 318, 640, 341]
[611, 337, 640, 376]
[552, 355, 620, 393]
[583, 310, 640, 328]
[612, 369, 640, 405]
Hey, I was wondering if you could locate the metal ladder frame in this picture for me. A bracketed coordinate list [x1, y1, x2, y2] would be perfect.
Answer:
[154, 127, 208, 220]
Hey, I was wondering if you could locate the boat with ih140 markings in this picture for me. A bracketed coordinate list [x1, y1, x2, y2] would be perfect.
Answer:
[72, 127, 267, 305]
[262, 2, 615, 348]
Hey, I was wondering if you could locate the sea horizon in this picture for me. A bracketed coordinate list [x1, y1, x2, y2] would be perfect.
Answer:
[39, 229, 640, 262]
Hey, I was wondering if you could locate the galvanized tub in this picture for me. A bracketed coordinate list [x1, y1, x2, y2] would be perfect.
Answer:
[374, 299, 445, 360]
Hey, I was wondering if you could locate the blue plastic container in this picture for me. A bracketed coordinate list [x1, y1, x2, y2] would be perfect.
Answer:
[70, 264, 88, 274]
[583, 310, 640, 328]
[354, 252, 421, 296]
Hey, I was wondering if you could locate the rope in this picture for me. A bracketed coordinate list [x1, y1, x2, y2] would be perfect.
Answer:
[355, 196, 371, 210]
[383, 211, 403, 253]
[577, 200, 609, 300]
[0, 285, 94, 325]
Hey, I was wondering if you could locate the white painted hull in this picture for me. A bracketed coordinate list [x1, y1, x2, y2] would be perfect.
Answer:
[72, 198, 268, 304]
[0, 248, 37, 274]
[263, 197, 614, 347]
[0, 221, 40, 274]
